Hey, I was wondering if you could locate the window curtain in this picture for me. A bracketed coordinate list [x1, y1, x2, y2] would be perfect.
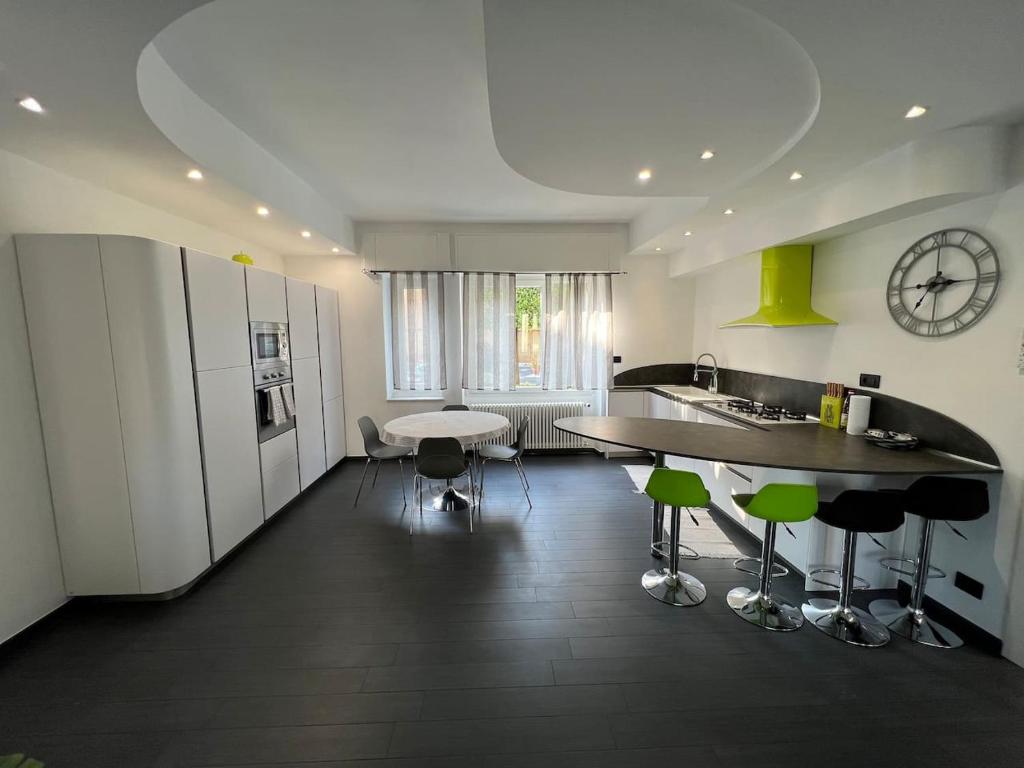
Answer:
[541, 273, 613, 390]
[462, 272, 517, 391]
[388, 271, 447, 391]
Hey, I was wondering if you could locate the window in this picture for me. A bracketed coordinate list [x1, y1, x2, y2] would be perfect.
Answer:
[515, 283, 542, 388]
[383, 272, 447, 398]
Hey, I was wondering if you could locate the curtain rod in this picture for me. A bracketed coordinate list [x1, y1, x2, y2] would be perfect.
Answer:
[363, 269, 627, 276]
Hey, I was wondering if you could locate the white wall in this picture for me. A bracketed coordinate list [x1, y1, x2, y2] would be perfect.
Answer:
[0, 148, 284, 642]
[285, 238, 693, 455]
[690, 184, 1024, 652]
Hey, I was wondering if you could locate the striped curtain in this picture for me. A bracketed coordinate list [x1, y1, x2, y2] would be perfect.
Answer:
[388, 272, 447, 391]
[462, 272, 517, 391]
[541, 273, 613, 390]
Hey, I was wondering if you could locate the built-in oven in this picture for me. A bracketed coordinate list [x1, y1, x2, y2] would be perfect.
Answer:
[254, 361, 295, 443]
[250, 321, 290, 371]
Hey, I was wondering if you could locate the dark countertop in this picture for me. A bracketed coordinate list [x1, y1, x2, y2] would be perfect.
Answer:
[555, 416, 1002, 476]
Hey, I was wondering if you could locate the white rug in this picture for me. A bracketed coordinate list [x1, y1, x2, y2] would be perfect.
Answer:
[622, 465, 743, 559]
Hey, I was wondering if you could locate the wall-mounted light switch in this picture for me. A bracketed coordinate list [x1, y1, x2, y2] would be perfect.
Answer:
[858, 373, 881, 389]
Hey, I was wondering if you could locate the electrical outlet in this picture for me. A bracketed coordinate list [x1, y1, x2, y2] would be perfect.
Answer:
[613, 355, 622, 364]
[954, 571, 984, 600]
[858, 373, 881, 389]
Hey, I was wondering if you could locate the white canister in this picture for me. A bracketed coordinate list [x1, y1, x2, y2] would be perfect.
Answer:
[847, 395, 871, 436]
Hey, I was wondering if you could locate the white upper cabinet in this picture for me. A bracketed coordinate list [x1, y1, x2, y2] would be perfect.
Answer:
[99, 237, 211, 593]
[316, 285, 343, 402]
[183, 249, 250, 371]
[246, 266, 288, 323]
[286, 277, 319, 360]
[16, 235, 140, 595]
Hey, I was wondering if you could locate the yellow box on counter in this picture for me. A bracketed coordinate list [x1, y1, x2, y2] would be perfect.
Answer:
[819, 395, 844, 429]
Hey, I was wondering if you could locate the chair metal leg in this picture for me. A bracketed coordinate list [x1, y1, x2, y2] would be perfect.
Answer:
[513, 459, 532, 507]
[478, 459, 488, 498]
[467, 466, 475, 534]
[869, 519, 963, 648]
[372, 459, 383, 488]
[641, 505, 707, 607]
[398, 459, 407, 507]
[727, 521, 804, 631]
[354, 458, 372, 506]
[802, 530, 890, 647]
[517, 457, 530, 489]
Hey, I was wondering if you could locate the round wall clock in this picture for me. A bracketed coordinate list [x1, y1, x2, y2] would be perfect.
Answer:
[886, 228, 999, 337]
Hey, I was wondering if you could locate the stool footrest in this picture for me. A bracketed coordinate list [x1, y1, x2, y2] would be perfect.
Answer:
[653, 540, 700, 561]
[879, 556, 945, 580]
[733, 556, 788, 579]
[808, 567, 870, 591]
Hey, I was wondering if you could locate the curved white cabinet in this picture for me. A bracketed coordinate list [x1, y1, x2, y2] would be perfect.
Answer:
[17, 235, 211, 596]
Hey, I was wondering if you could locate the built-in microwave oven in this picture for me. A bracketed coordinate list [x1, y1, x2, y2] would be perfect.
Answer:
[250, 321, 290, 371]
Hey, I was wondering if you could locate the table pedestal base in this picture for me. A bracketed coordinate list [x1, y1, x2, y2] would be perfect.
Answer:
[433, 486, 472, 511]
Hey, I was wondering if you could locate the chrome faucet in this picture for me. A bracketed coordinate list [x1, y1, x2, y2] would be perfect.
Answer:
[693, 353, 719, 394]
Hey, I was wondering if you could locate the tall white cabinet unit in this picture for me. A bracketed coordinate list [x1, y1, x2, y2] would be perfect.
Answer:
[287, 278, 327, 489]
[184, 249, 264, 560]
[17, 235, 211, 595]
[316, 285, 347, 467]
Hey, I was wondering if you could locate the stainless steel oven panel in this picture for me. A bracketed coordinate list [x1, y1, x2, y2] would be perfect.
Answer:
[254, 361, 292, 389]
[250, 321, 290, 371]
[254, 363, 295, 443]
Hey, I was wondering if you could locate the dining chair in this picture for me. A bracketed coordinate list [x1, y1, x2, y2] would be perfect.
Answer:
[442, 404, 469, 411]
[478, 416, 531, 507]
[412, 437, 477, 534]
[354, 416, 412, 507]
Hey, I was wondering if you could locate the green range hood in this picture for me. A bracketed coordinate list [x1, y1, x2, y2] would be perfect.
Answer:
[721, 245, 837, 328]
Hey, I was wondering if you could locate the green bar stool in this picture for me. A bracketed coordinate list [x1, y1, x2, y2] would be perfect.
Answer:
[641, 468, 711, 607]
[726, 483, 818, 631]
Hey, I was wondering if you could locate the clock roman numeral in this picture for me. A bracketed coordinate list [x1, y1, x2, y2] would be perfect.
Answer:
[978, 271, 998, 285]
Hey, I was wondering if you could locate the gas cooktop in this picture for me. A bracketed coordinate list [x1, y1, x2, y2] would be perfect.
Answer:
[702, 398, 818, 426]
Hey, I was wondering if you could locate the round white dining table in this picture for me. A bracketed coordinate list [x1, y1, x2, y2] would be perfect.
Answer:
[380, 410, 510, 510]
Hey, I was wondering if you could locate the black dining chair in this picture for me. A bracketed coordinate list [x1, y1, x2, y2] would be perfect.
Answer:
[478, 417, 531, 507]
[354, 416, 412, 507]
[442, 404, 470, 411]
[412, 437, 476, 534]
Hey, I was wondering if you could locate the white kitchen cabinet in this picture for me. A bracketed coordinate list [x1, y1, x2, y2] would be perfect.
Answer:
[17, 235, 211, 596]
[246, 265, 288, 323]
[17, 235, 140, 595]
[99, 237, 211, 592]
[286, 277, 319, 360]
[260, 430, 300, 518]
[292, 356, 327, 489]
[605, 390, 646, 457]
[316, 285, 343, 401]
[324, 395, 347, 468]
[195, 366, 264, 560]
[183, 248, 250, 371]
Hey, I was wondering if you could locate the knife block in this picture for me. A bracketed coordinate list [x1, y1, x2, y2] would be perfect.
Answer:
[819, 395, 843, 430]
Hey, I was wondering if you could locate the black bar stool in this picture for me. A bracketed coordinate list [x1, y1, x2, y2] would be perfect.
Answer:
[869, 476, 989, 649]
[801, 490, 905, 647]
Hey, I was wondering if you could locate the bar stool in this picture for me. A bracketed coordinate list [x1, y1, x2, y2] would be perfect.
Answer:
[801, 490, 905, 647]
[641, 468, 711, 607]
[727, 484, 818, 631]
[869, 476, 989, 648]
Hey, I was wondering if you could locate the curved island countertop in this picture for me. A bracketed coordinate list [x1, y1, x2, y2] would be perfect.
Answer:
[555, 416, 1001, 476]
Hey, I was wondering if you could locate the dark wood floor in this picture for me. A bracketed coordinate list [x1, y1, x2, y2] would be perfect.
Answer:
[3, 455, 1024, 767]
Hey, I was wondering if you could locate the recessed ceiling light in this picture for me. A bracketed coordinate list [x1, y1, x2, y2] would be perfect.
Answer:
[637, 168, 652, 182]
[18, 96, 43, 113]
[331, 247, 340, 254]
[301, 230, 312, 239]
[789, 170, 803, 181]
[186, 169, 203, 181]
[723, 208, 735, 215]
[684, 231, 693, 237]
[256, 206, 270, 217]
[655, 247, 662, 252]
[700, 149, 715, 160]
[904, 105, 928, 119]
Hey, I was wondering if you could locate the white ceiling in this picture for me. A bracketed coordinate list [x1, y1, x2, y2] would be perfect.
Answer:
[2, 0, 1024, 260]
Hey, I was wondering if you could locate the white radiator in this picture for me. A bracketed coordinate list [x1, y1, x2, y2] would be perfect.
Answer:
[468, 402, 592, 450]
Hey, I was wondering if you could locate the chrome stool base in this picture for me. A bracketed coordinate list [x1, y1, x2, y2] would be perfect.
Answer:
[642, 568, 707, 607]
[802, 598, 890, 647]
[868, 599, 964, 649]
[433, 486, 472, 512]
[726, 587, 804, 631]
